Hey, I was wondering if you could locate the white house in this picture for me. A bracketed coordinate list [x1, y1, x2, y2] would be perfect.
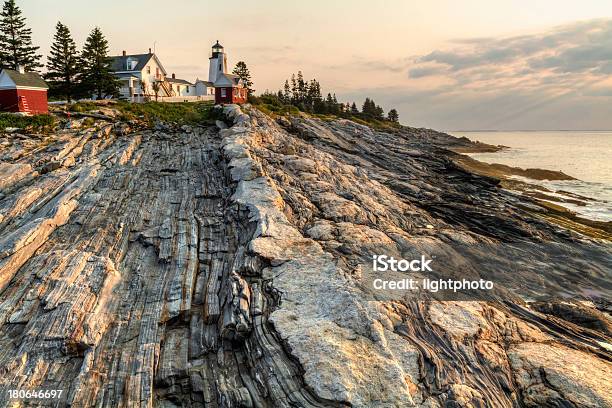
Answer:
[166, 73, 195, 97]
[110, 50, 172, 101]
[195, 79, 215, 97]
[110, 50, 214, 102]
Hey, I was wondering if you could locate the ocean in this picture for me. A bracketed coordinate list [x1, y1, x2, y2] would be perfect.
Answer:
[452, 131, 612, 222]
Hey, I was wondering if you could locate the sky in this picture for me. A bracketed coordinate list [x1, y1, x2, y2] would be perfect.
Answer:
[19, 0, 612, 130]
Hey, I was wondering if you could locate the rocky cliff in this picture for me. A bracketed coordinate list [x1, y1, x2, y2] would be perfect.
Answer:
[0, 105, 610, 407]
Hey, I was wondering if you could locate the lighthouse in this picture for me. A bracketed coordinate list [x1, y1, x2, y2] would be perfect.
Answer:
[208, 41, 227, 83]
[208, 40, 247, 105]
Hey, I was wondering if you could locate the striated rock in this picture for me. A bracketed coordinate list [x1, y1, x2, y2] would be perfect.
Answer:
[508, 342, 612, 407]
[0, 162, 37, 190]
[0, 105, 609, 408]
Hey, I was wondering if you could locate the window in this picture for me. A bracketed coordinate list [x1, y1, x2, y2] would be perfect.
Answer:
[219, 63, 222, 70]
[147, 66, 151, 74]
[156, 68, 160, 79]
[186, 87, 189, 94]
[220, 88, 226, 97]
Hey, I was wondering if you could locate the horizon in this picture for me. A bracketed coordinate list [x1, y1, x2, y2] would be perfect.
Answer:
[450, 129, 612, 132]
[15, 0, 612, 131]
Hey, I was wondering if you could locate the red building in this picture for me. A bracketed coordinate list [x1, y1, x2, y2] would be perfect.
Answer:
[0, 67, 49, 114]
[214, 72, 247, 104]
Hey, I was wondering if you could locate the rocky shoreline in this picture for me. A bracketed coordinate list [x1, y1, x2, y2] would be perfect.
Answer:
[0, 105, 610, 407]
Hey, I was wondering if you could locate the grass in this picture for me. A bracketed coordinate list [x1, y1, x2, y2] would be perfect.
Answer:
[68, 101, 101, 113]
[325, 114, 402, 131]
[0, 113, 56, 132]
[256, 103, 300, 117]
[68, 100, 216, 126]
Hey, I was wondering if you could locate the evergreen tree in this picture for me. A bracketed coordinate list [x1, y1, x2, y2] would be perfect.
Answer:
[331, 94, 340, 114]
[283, 79, 291, 103]
[296, 71, 306, 101]
[387, 108, 399, 123]
[309, 79, 321, 100]
[362, 98, 375, 116]
[80, 27, 120, 99]
[303, 80, 311, 108]
[232, 61, 254, 95]
[374, 104, 385, 119]
[0, 0, 42, 70]
[290, 74, 297, 103]
[311, 80, 325, 113]
[350, 102, 359, 114]
[361, 98, 384, 119]
[306, 79, 321, 112]
[45, 22, 80, 102]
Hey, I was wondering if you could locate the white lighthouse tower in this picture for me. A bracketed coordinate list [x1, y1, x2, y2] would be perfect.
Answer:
[208, 41, 227, 83]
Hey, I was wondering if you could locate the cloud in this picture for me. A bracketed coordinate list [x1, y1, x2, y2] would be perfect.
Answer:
[412, 19, 612, 78]
[322, 19, 612, 130]
[325, 56, 412, 73]
[360, 60, 407, 73]
[408, 65, 448, 78]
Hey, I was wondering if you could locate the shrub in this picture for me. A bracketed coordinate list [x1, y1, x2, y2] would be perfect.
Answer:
[0, 113, 56, 131]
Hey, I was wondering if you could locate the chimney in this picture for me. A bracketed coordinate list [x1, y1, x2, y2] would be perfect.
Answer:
[149, 48, 152, 54]
[172, 73, 175, 79]
[122, 50, 126, 56]
[17, 65, 25, 74]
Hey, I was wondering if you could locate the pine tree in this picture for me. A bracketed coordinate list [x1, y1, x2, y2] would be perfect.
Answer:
[80, 27, 120, 99]
[290, 74, 297, 104]
[324, 92, 334, 113]
[232, 61, 254, 95]
[303, 80, 311, 108]
[362, 98, 374, 116]
[0, 0, 42, 70]
[350, 102, 359, 114]
[296, 71, 305, 102]
[332, 94, 340, 114]
[387, 108, 399, 123]
[310, 80, 325, 113]
[306, 79, 321, 112]
[45, 22, 80, 102]
[375, 104, 385, 119]
[283, 79, 291, 103]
